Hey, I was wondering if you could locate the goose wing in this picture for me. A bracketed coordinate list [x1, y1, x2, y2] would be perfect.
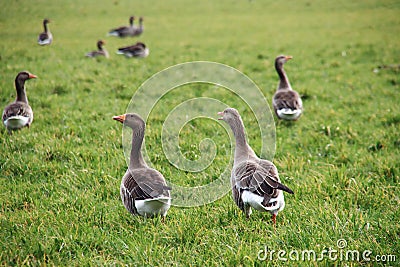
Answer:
[109, 26, 132, 37]
[123, 168, 171, 200]
[233, 160, 293, 206]
[273, 90, 302, 111]
[120, 168, 171, 215]
[118, 44, 143, 56]
[38, 32, 49, 42]
[2, 102, 33, 121]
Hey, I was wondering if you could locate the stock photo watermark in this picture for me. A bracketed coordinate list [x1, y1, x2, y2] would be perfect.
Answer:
[257, 239, 397, 264]
[122, 61, 276, 207]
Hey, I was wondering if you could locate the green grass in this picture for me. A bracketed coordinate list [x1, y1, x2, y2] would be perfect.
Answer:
[1, 0, 399, 266]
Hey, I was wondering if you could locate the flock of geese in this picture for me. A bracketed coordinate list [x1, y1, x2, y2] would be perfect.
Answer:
[37, 17, 149, 58]
[2, 16, 303, 225]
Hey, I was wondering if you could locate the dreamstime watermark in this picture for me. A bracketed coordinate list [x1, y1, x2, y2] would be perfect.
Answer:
[122, 61, 276, 207]
[257, 239, 397, 264]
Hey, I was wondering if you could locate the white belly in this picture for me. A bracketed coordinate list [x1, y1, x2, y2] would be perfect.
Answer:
[135, 197, 171, 217]
[241, 190, 285, 214]
[4, 116, 30, 129]
[277, 108, 302, 120]
[38, 33, 52, 45]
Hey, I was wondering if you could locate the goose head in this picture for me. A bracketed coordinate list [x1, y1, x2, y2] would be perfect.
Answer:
[275, 55, 292, 68]
[113, 113, 145, 130]
[16, 72, 37, 91]
[17, 71, 37, 83]
[135, 42, 146, 49]
[97, 40, 105, 49]
[218, 107, 241, 124]
[129, 16, 135, 25]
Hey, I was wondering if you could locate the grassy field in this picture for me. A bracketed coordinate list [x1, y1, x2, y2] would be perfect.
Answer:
[1, 0, 399, 266]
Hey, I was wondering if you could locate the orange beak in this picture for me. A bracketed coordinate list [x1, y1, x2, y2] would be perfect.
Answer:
[29, 73, 38, 79]
[113, 114, 126, 123]
[285, 55, 293, 60]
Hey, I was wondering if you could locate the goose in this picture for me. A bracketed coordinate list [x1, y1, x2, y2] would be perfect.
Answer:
[131, 17, 144, 37]
[116, 42, 149, 58]
[2, 71, 37, 133]
[108, 16, 135, 38]
[85, 40, 109, 58]
[37, 19, 52, 45]
[272, 55, 303, 120]
[218, 108, 294, 224]
[113, 113, 171, 218]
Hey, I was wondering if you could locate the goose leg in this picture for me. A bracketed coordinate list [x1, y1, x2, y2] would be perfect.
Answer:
[272, 214, 277, 225]
[244, 205, 252, 219]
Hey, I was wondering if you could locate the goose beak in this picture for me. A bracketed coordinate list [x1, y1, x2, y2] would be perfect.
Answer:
[217, 111, 224, 120]
[113, 114, 126, 123]
[285, 56, 293, 60]
[29, 74, 38, 79]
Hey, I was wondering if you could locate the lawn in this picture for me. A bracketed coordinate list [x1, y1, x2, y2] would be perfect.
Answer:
[1, 0, 399, 266]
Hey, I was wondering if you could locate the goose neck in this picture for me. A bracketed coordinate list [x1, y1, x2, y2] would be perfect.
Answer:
[229, 118, 254, 158]
[15, 78, 28, 103]
[129, 127, 147, 168]
[275, 62, 291, 90]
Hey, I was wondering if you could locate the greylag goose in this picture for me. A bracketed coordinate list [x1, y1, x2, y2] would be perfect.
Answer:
[108, 16, 135, 38]
[37, 19, 52, 45]
[2, 71, 37, 133]
[85, 40, 109, 58]
[113, 113, 171, 218]
[218, 108, 294, 224]
[131, 17, 144, 37]
[116, 42, 149, 58]
[272, 55, 303, 120]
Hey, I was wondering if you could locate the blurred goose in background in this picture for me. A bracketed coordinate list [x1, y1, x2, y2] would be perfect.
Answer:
[85, 40, 109, 58]
[116, 42, 149, 58]
[218, 108, 294, 224]
[108, 16, 136, 38]
[132, 17, 144, 37]
[272, 55, 303, 120]
[113, 113, 171, 218]
[2, 71, 37, 133]
[37, 19, 52, 45]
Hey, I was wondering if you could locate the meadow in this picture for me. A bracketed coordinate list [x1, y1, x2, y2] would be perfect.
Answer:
[1, 0, 399, 266]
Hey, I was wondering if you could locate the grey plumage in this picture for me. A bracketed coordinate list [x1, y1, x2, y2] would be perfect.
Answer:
[108, 16, 144, 38]
[272, 55, 303, 121]
[218, 108, 293, 224]
[113, 113, 171, 218]
[2, 71, 37, 133]
[38, 19, 52, 45]
[116, 42, 149, 58]
[85, 40, 109, 58]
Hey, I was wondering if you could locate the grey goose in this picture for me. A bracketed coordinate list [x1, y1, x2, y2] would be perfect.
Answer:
[37, 19, 52, 45]
[108, 16, 136, 38]
[2, 71, 37, 133]
[131, 17, 144, 37]
[116, 42, 149, 58]
[113, 113, 171, 218]
[218, 108, 294, 224]
[85, 40, 109, 58]
[272, 55, 303, 120]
